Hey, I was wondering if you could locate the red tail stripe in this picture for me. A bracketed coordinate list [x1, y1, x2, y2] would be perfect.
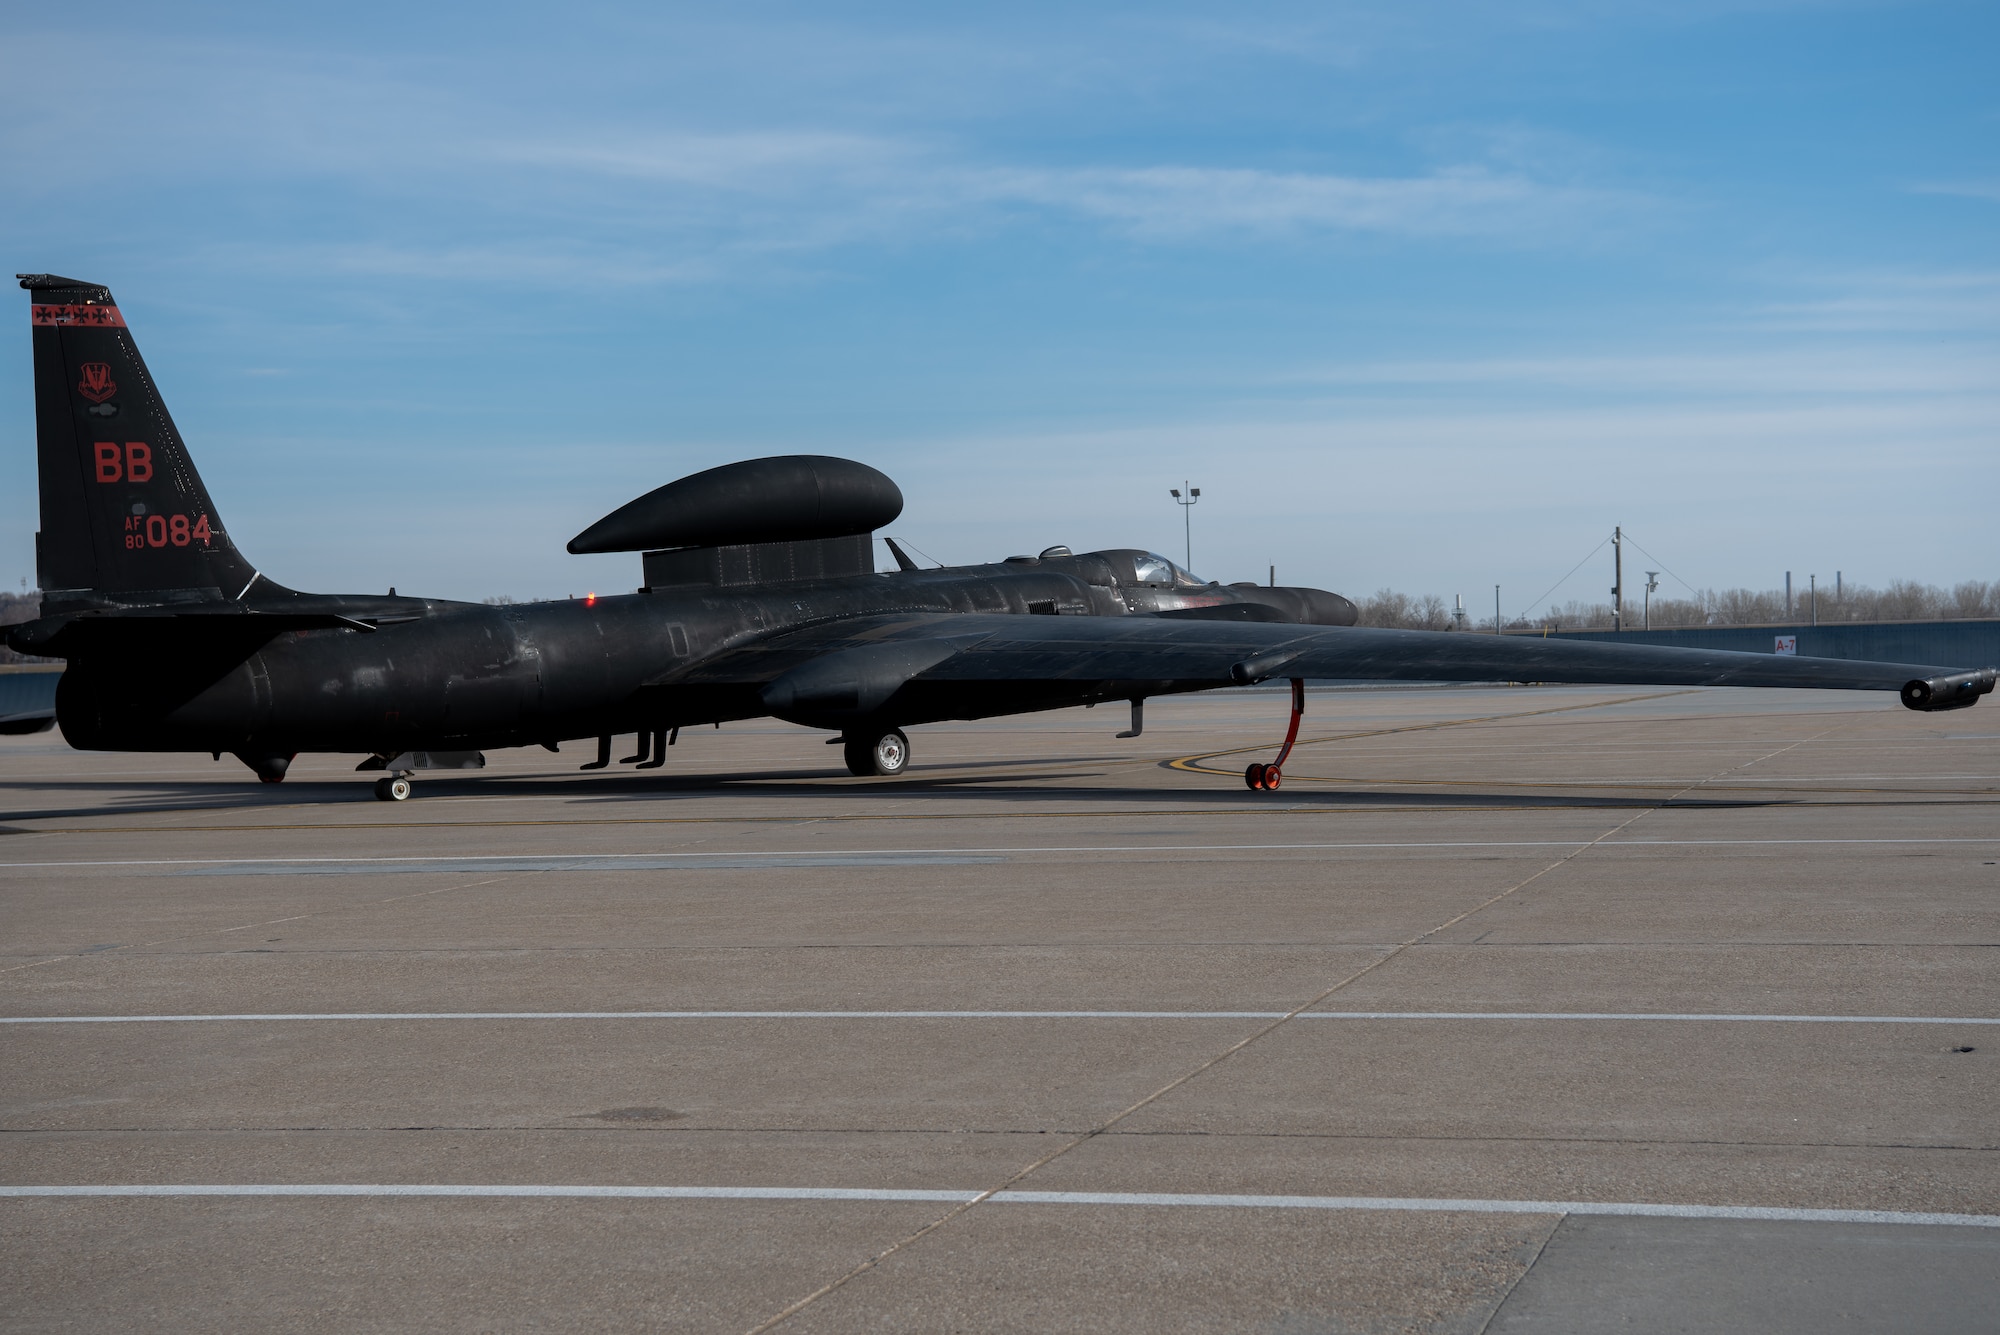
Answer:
[31, 304, 126, 328]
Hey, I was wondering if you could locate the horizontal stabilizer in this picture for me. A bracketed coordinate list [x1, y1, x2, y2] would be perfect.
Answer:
[6, 606, 383, 656]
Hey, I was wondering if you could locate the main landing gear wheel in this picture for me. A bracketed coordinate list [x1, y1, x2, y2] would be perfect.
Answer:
[373, 776, 413, 802]
[843, 729, 910, 777]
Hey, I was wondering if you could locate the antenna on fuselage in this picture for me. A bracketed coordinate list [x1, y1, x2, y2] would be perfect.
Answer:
[884, 536, 946, 569]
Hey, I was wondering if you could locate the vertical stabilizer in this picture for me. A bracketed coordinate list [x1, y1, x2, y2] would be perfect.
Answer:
[19, 274, 260, 605]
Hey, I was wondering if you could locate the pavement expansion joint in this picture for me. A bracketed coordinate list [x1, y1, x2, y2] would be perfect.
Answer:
[6, 1126, 1994, 1152]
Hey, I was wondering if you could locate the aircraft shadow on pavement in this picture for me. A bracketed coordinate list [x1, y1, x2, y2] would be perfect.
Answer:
[0, 763, 1800, 825]
[527, 772, 1781, 811]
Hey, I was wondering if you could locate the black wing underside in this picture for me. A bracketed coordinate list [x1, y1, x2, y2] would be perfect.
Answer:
[670, 613, 1993, 725]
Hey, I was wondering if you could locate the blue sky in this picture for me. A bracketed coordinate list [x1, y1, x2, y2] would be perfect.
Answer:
[2, 1, 1994, 613]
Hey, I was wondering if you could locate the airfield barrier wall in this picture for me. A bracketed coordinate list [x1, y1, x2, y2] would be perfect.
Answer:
[0, 665, 61, 723]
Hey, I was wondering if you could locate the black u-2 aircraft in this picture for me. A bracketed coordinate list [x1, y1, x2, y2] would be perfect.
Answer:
[8, 273, 1994, 799]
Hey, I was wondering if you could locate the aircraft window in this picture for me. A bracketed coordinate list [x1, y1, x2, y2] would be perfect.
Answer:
[1133, 553, 1206, 587]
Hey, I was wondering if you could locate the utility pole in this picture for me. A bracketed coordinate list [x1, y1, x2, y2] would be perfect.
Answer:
[1644, 571, 1659, 630]
[1810, 574, 1817, 627]
[1612, 526, 1624, 633]
[1495, 584, 1502, 635]
[1785, 571, 1793, 618]
[1169, 482, 1200, 572]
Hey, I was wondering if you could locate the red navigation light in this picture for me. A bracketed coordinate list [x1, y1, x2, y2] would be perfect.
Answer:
[584, 592, 598, 607]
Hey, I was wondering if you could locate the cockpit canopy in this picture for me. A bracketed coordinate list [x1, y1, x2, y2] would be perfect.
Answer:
[1016, 547, 1210, 589]
[1110, 550, 1208, 589]
[1128, 555, 1200, 591]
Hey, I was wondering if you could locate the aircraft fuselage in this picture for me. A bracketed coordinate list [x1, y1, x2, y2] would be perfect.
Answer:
[51, 553, 1355, 757]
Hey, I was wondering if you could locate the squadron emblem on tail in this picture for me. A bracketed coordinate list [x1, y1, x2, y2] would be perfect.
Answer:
[77, 362, 117, 403]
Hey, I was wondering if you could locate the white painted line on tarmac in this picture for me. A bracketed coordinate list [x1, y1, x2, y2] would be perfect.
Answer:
[6, 1010, 1994, 1025]
[0, 1010, 1284, 1023]
[991, 1193, 2000, 1228]
[0, 1184, 972, 1202]
[0, 1184, 1992, 1227]
[169, 855, 1000, 875]
[4, 836, 1999, 872]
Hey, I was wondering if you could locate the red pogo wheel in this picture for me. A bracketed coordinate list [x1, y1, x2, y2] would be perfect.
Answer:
[1244, 762, 1266, 789]
[1262, 767, 1282, 790]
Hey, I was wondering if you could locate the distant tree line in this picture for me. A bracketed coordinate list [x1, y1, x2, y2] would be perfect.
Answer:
[1356, 579, 2000, 632]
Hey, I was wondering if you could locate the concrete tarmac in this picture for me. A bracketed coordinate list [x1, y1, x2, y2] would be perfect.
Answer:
[2, 684, 1996, 1332]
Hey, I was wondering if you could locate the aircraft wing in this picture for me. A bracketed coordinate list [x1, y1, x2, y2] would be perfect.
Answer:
[674, 613, 1996, 720]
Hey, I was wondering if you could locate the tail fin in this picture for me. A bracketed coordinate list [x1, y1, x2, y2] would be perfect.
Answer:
[19, 274, 262, 605]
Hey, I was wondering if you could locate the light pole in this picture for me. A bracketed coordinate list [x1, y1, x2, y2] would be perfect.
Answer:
[1612, 526, 1624, 632]
[1643, 571, 1659, 630]
[1169, 482, 1200, 571]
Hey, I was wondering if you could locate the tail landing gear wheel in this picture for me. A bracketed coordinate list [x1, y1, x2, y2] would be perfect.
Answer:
[374, 776, 412, 802]
[843, 729, 910, 777]
[1244, 763, 1267, 790]
[1262, 767, 1282, 791]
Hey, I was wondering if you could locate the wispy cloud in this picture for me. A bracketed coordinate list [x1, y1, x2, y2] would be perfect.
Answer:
[1750, 271, 2000, 334]
[1281, 346, 2000, 396]
[966, 163, 1634, 239]
[246, 240, 724, 286]
[494, 131, 912, 191]
[1910, 179, 2000, 204]
[0, 29, 1649, 286]
[494, 132, 1645, 259]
